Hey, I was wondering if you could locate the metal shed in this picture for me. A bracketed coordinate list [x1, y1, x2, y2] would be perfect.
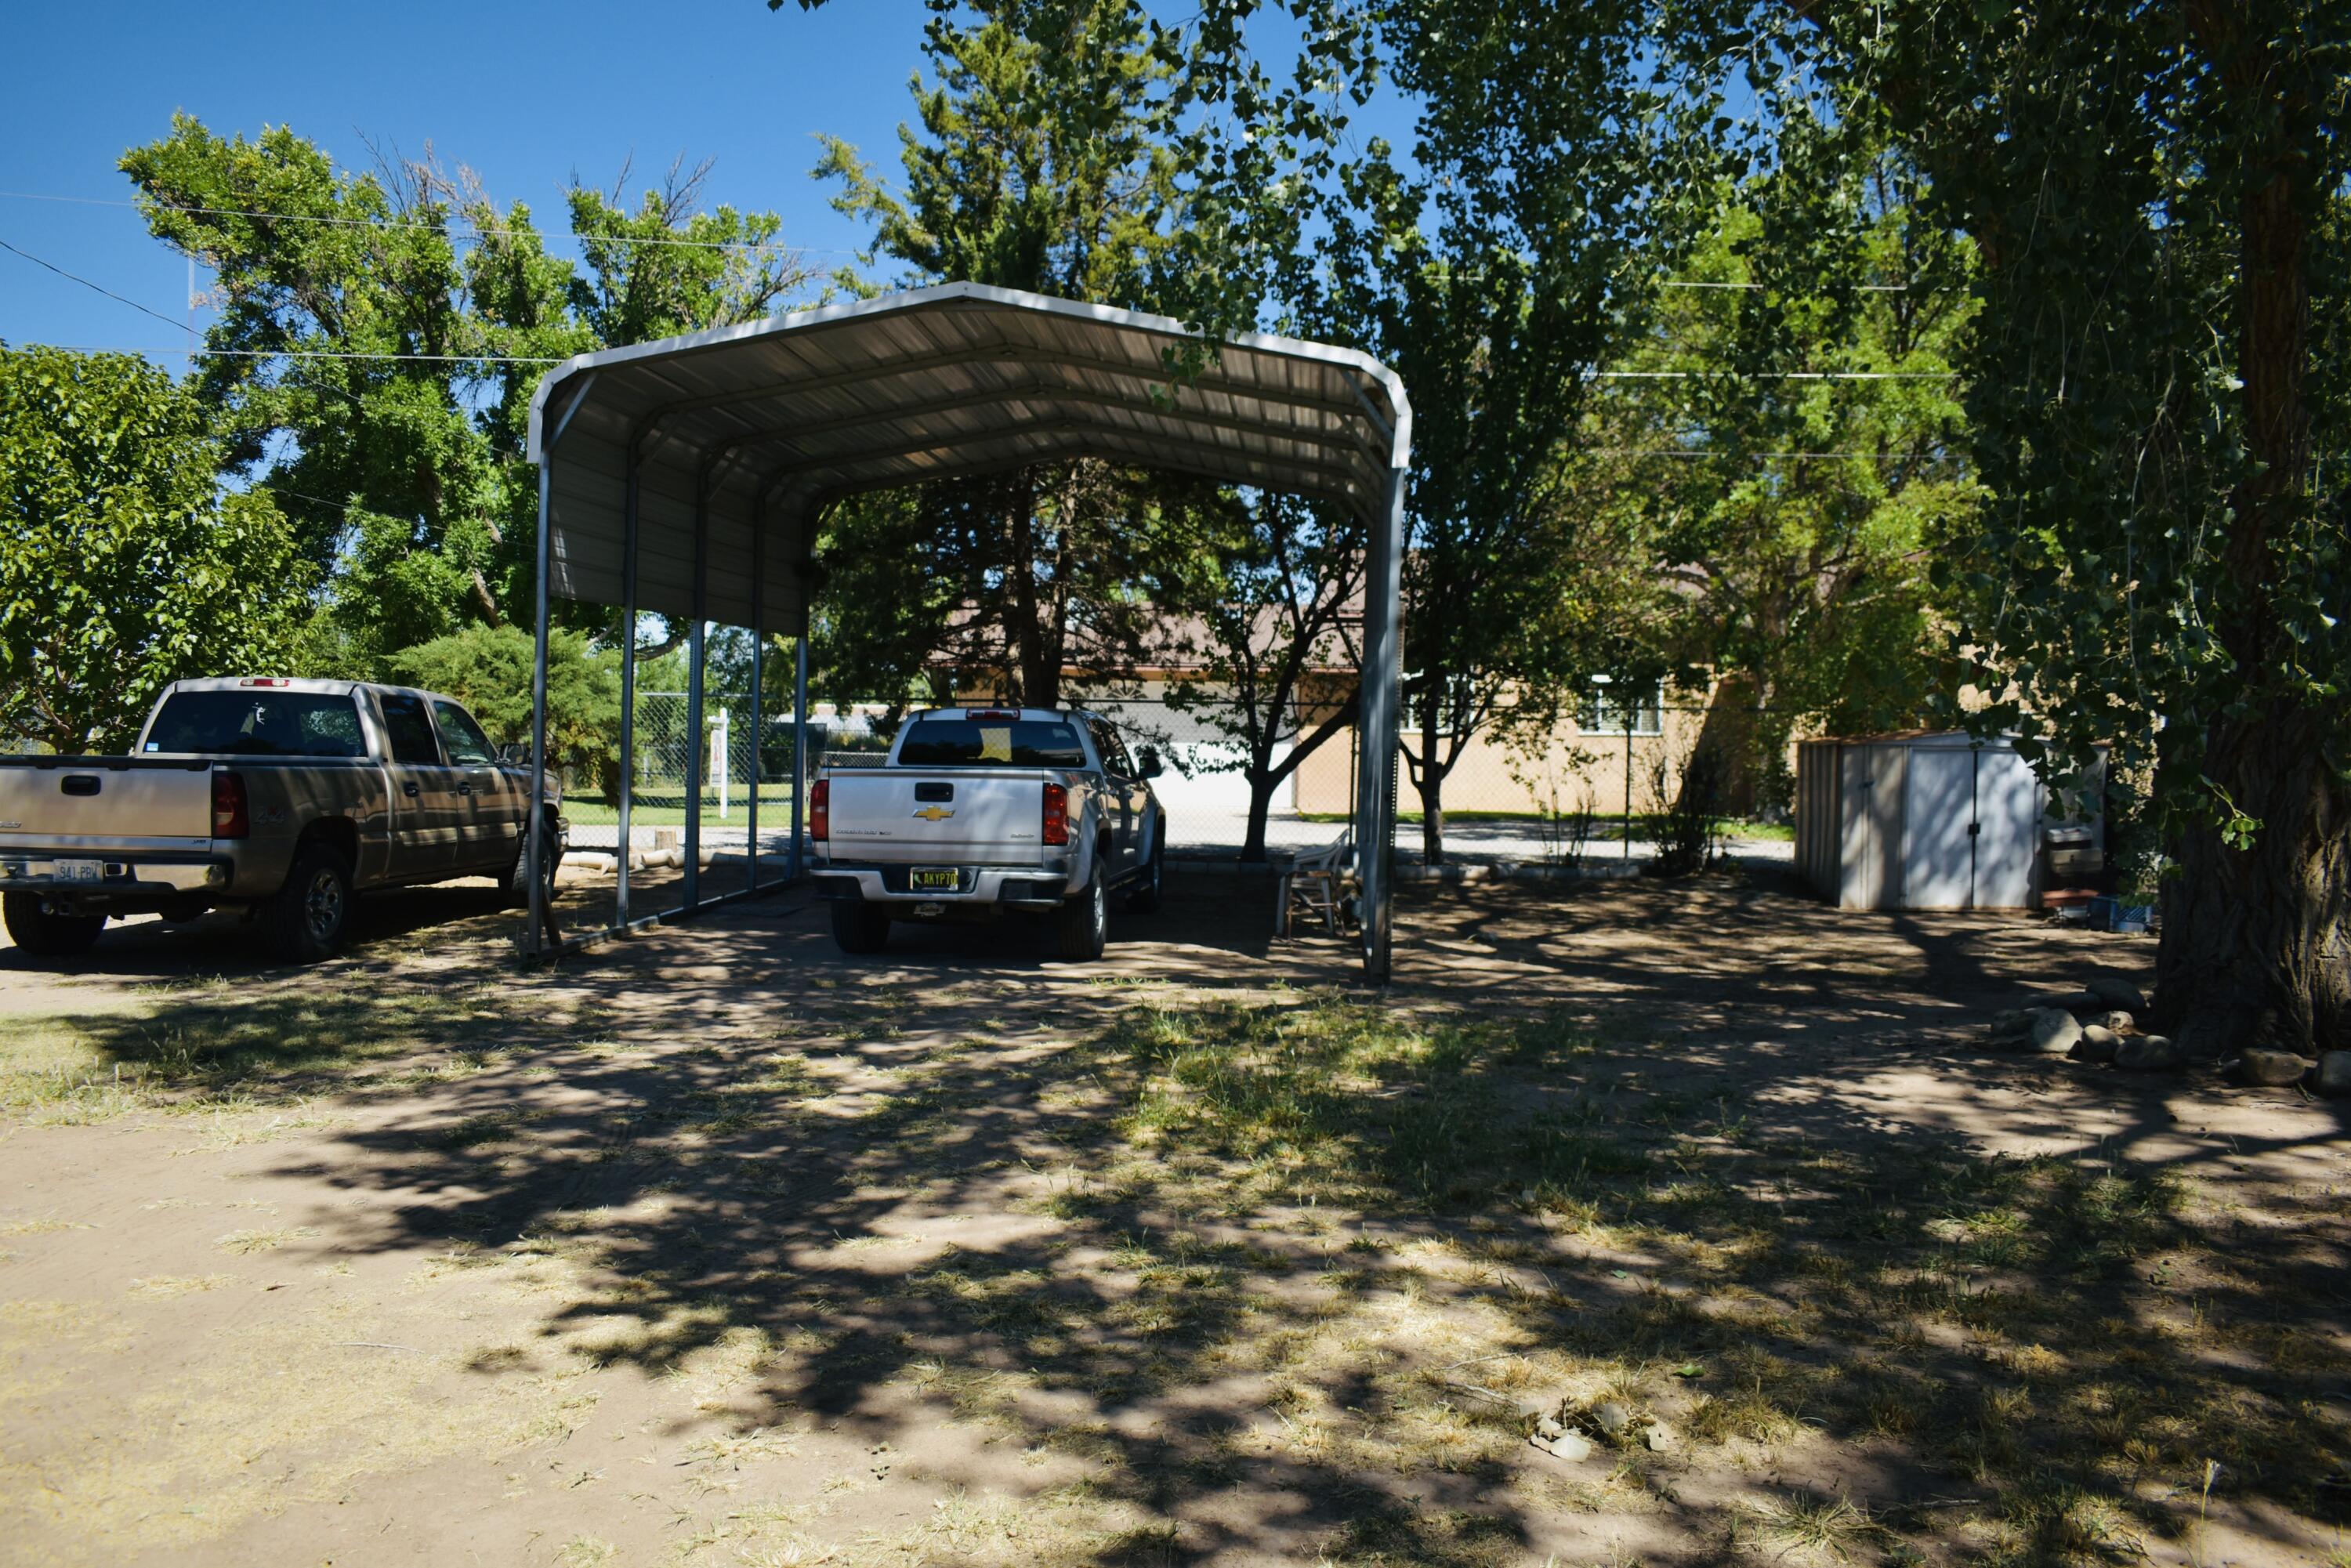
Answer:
[1794, 731, 2099, 911]
[522, 282, 1413, 976]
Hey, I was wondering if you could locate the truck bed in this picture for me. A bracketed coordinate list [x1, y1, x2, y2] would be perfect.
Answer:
[820, 766, 1061, 865]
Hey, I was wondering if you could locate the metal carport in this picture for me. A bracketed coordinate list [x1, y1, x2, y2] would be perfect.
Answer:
[523, 281, 1411, 978]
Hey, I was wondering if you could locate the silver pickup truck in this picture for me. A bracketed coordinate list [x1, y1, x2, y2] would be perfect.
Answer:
[0, 677, 564, 965]
[811, 706, 1166, 959]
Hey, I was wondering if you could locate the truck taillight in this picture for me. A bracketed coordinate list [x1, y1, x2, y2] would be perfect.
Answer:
[212, 771, 249, 839]
[810, 778, 828, 842]
[1041, 782, 1070, 846]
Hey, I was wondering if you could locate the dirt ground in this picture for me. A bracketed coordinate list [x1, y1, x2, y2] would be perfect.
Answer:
[0, 867, 2344, 1567]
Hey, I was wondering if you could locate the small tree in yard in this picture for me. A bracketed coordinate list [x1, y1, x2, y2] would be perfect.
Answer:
[1166, 493, 1370, 861]
[387, 625, 621, 798]
[0, 346, 313, 754]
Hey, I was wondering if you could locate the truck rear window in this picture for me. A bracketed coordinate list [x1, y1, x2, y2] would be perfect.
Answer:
[896, 718, 1087, 768]
[144, 692, 366, 758]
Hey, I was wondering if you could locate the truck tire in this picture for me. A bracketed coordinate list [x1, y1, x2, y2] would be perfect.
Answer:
[1052, 867, 1108, 961]
[830, 901, 891, 955]
[266, 842, 353, 965]
[2, 893, 105, 960]
[505, 819, 557, 907]
[1123, 821, 1165, 914]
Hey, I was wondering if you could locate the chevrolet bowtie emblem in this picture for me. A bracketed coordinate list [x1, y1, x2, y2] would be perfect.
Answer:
[911, 806, 955, 821]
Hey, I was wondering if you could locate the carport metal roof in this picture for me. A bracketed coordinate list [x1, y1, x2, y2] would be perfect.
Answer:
[521, 282, 1411, 978]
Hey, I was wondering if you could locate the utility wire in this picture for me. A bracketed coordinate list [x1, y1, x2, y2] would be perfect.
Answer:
[0, 187, 855, 257]
[0, 236, 195, 336]
[40, 342, 565, 365]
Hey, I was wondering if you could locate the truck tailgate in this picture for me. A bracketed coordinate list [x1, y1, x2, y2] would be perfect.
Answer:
[0, 759, 216, 852]
[825, 768, 1055, 864]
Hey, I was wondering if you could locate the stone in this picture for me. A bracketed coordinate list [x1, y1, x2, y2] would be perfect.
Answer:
[1534, 1414, 1567, 1441]
[2044, 990, 2106, 1015]
[2114, 1034, 2184, 1072]
[1643, 1422, 1675, 1452]
[2088, 1010, 2135, 1034]
[2029, 1008, 2084, 1055]
[2316, 1052, 2351, 1098]
[2236, 1048, 2310, 1088]
[1592, 1400, 1633, 1438]
[1988, 1009, 2036, 1041]
[2086, 977, 2149, 1012]
[2071, 1025, 2121, 1065]
[1531, 1430, 1594, 1461]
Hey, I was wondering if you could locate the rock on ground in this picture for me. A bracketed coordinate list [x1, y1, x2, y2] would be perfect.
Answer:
[2115, 1034, 2184, 1071]
[2236, 1049, 2310, 1088]
[2086, 976, 2149, 1012]
[2071, 1025, 2121, 1065]
[2030, 1008, 2085, 1055]
[2320, 1052, 2351, 1099]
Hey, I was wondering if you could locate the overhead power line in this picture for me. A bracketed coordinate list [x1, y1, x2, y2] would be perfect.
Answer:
[0, 187, 855, 257]
[39, 342, 565, 365]
[0, 236, 194, 335]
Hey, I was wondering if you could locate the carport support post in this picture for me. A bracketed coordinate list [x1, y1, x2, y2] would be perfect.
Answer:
[748, 500, 764, 889]
[527, 465, 553, 958]
[789, 636, 808, 881]
[1356, 464, 1407, 984]
[615, 447, 640, 925]
[684, 483, 708, 911]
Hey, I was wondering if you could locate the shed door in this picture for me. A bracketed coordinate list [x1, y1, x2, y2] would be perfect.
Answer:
[1838, 745, 1904, 909]
[1972, 749, 2045, 908]
[1903, 749, 1978, 908]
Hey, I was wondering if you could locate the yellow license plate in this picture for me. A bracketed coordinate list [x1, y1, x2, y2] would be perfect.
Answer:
[909, 867, 958, 892]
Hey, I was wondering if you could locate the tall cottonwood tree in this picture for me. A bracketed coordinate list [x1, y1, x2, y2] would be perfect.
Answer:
[123, 118, 809, 668]
[806, 0, 1252, 710]
[1599, 136, 1980, 811]
[1791, 2, 2351, 1052]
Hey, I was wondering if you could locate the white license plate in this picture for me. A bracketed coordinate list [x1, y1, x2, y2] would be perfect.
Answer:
[54, 859, 103, 882]
[908, 867, 959, 892]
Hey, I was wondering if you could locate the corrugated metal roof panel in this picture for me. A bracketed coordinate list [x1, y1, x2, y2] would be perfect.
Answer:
[527, 283, 1408, 637]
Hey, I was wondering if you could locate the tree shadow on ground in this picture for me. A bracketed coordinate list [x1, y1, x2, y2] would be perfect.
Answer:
[9, 873, 2346, 1565]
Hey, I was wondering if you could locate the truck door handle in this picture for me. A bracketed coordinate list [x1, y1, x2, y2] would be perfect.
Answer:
[402, 781, 420, 797]
[455, 784, 474, 796]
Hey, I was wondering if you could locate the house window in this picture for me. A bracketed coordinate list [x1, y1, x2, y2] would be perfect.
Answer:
[1400, 673, 1474, 737]
[1579, 682, 1663, 736]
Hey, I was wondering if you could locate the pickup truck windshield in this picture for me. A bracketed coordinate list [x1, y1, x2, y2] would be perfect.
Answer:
[143, 691, 366, 758]
[897, 718, 1088, 768]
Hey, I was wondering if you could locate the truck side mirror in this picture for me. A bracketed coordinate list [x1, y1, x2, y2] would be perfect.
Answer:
[1138, 746, 1165, 780]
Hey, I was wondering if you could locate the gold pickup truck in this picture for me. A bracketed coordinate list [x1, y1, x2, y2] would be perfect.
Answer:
[0, 677, 564, 964]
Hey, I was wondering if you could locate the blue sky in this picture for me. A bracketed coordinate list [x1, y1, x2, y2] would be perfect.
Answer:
[0, 0, 962, 364]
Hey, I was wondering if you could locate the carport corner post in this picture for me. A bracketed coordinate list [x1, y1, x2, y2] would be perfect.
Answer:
[1357, 462, 1408, 985]
[527, 462, 552, 958]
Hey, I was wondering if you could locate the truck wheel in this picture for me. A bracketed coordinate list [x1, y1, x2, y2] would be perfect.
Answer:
[267, 842, 353, 965]
[830, 901, 891, 955]
[1123, 823, 1165, 914]
[2, 893, 106, 960]
[1052, 869, 1108, 961]
[505, 820, 557, 907]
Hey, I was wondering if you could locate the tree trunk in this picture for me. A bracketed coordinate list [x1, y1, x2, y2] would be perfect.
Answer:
[2154, 20, 2344, 1056]
[1007, 470, 1048, 706]
[1417, 699, 1447, 866]
[2159, 706, 2351, 1054]
[1242, 772, 1273, 863]
[1686, 672, 1762, 817]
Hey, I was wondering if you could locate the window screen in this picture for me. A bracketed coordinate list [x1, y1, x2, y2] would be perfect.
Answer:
[377, 693, 444, 766]
[896, 718, 1088, 768]
[432, 701, 496, 765]
[143, 691, 365, 758]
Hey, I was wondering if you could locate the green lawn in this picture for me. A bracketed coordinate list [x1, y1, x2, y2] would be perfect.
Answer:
[563, 781, 798, 828]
